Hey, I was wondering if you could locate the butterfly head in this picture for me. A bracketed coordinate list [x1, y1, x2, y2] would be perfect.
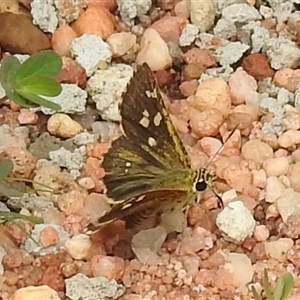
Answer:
[194, 168, 223, 208]
[194, 168, 214, 192]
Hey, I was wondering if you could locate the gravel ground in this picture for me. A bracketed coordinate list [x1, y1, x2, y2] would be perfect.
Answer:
[1, 0, 300, 299]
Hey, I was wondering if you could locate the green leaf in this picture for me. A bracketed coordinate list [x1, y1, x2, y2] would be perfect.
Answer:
[273, 276, 285, 300]
[0, 184, 24, 197]
[0, 210, 43, 224]
[264, 269, 274, 300]
[14, 50, 62, 81]
[0, 159, 13, 181]
[5, 89, 37, 108]
[15, 74, 62, 96]
[0, 55, 21, 90]
[251, 286, 262, 300]
[16, 90, 61, 110]
[274, 273, 293, 300]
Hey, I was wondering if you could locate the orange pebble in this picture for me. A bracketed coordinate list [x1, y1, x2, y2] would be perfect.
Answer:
[72, 4, 116, 39]
[52, 25, 77, 57]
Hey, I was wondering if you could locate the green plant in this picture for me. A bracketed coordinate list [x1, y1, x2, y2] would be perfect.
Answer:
[252, 269, 294, 300]
[0, 159, 58, 197]
[0, 159, 43, 244]
[0, 158, 57, 225]
[0, 50, 63, 110]
[0, 159, 23, 197]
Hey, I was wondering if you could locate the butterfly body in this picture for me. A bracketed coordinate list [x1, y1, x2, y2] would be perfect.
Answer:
[91, 63, 215, 230]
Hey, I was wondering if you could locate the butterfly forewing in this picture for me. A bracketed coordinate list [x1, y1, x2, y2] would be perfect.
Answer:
[121, 64, 190, 168]
[102, 64, 193, 202]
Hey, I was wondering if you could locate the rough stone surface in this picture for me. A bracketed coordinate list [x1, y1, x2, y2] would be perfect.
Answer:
[0, 12, 50, 54]
[65, 273, 125, 300]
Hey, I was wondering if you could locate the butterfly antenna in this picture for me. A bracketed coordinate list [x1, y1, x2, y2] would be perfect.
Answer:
[204, 125, 239, 208]
[205, 125, 239, 169]
[206, 182, 224, 208]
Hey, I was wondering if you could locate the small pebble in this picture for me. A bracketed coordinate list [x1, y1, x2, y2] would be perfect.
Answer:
[242, 53, 275, 81]
[276, 189, 300, 222]
[174, 0, 190, 19]
[190, 78, 231, 117]
[190, 0, 215, 32]
[216, 201, 255, 244]
[71, 4, 116, 39]
[107, 32, 136, 57]
[39, 226, 59, 247]
[189, 107, 224, 138]
[136, 28, 172, 71]
[199, 137, 222, 157]
[151, 15, 187, 43]
[278, 130, 300, 148]
[64, 234, 92, 260]
[91, 255, 125, 280]
[132, 226, 168, 265]
[56, 57, 87, 88]
[253, 225, 270, 242]
[222, 162, 252, 192]
[77, 176, 96, 190]
[273, 68, 300, 92]
[12, 285, 60, 300]
[183, 48, 217, 67]
[265, 176, 286, 203]
[289, 161, 300, 193]
[242, 140, 273, 164]
[263, 156, 289, 177]
[264, 238, 294, 262]
[225, 252, 254, 290]
[229, 67, 258, 105]
[57, 190, 85, 216]
[0, 147, 36, 178]
[84, 158, 106, 192]
[51, 25, 77, 57]
[179, 79, 198, 97]
[47, 113, 83, 138]
[17, 109, 38, 125]
[80, 193, 111, 225]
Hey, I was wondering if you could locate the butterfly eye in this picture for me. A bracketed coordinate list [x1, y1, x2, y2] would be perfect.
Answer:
[195, 180, 207, 192]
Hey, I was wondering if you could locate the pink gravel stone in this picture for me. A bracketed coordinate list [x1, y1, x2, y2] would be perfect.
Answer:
[39, 226, 59, 247]
[62, 215, 87, 235]
[51, 25, 77, 57]
[229, 67, 258, 105]
[57, 190, 85, 216]
[183, 48, 217, 67]
[86, 0, 117, 11]
[17, 109, 38, 125]
[0, 147, 36, 178]
[91, 255, 125, 280]
[273, 68, 300, 92]
[151, 15, 187, 43]
[56, 57, 87, 88]
[71, 4, 116, 39]
[190, 78, 232, 117]
[41, 266, 65, 291]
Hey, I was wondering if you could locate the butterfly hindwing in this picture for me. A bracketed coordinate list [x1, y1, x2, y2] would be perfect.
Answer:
[94, 189, 189, 228]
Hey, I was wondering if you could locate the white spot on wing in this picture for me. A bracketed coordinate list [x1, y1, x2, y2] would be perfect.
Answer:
[142, 109, 150, 117]
[125, 162, 131, 167]
[153, 112, 162, 126]
[136, 195, 146, 202]
[145, 89, 158, 98]
[121, 202, 132, 210]
[140, 116, 150, 128]
[148, 137, 157, 147]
